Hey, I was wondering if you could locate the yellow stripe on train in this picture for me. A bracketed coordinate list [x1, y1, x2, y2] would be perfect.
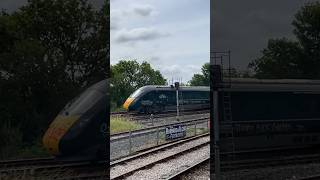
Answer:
[123, 98, 134, 110]
[42, 115, 79, 156]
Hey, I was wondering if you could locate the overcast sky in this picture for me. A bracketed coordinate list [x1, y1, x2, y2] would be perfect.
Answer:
[213, 0, 317, 71]
[111, 0, 210, 83]
[1, 0, 317, 82]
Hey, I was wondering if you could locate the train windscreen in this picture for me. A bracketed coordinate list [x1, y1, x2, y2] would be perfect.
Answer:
[129, 88, 143, 98]
[60, 89, 103, 115]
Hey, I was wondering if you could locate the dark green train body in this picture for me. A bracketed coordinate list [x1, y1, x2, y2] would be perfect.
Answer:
[212, 78, 320, 153]
[123, 85, 210, 113]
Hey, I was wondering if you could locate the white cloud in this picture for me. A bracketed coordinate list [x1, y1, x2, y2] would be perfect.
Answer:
[157, 64, 202, 83]
[114, 27, 170, 43]
[111, 4, 155, 31]
[111, 0, 210, 82]
[133, 4, 154, 17]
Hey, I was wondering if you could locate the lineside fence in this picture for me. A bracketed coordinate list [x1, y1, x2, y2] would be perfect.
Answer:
[110, 117, 209, 160]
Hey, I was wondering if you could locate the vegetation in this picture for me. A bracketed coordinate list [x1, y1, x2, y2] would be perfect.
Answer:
[0, 0, 108, 159]
[189, 63, 210, 86]
[249, 2, 320, 79]
[189, 63, 251, 86]
[110, 60, 166, 109]
[110, 117, 142, 134]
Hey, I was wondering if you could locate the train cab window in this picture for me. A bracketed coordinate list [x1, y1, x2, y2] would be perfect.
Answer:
[130, 88, 143, 98]
[61, 89, 103, 116]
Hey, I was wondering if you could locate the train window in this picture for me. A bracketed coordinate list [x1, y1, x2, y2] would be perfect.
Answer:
[182, 91, 193, 100]
[61, 89, 103, 115]
[231, 92, 320, 121]
[165, 91, 176, 105]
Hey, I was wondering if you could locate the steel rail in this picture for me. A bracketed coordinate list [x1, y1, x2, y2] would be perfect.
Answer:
[110, 133, 210, 166]
[165, 157, 209, 180]
[111, 140, 210, 180]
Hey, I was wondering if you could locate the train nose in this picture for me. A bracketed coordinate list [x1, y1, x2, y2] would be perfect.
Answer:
[42, 115, 79, 156]
[123, 98, 134, 110]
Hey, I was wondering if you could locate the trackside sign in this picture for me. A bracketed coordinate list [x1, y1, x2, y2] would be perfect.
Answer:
[165, 124, 186, 140]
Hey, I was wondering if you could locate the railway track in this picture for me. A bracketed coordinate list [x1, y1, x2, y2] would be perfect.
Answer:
[110, 133, 210, 180]
[5, 135, 320, 179]
[111, 109, 209, 121]
[111, 135, 320, 180]
[165, 157, 209, 180]
[0, 158, 107, 179]
[165, 152, 320, 180]
[0, 157, 55, 169]
[298, 174, 320, 180]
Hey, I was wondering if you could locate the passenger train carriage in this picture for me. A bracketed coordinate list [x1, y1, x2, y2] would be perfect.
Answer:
[216, 78, 320, 152]
[123, 85, 210, 113]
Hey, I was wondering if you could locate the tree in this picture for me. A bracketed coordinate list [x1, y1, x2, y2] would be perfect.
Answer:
[0, 0, 109, 158]
[189, 63, 242, 86]
[110, 60, 166, 109]
[189, 63, 210, 86]
[293, 2, 320, 78]
[249, 2, 320, 79]
[248, 38, 303, 79]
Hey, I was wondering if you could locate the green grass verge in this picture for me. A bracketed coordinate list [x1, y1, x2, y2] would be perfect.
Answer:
[110, 117, 142, 134]
[111, 106, 126, 112]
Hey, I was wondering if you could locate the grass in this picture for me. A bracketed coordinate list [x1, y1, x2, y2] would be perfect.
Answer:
[110, 117, 142, 134]
[17, 143, 50, 159]
[111, 106, 126, 112]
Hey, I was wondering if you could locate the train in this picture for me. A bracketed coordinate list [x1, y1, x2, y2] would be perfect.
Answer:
[213, 78, 320, 153]
[42, 77, 320, 159]
[42, 79, 107, 160]
[123, 85, 210, 113]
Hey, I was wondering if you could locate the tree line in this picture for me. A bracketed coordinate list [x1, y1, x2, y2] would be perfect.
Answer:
[0, 0, 108, 159]
[1, 0, 319, 159]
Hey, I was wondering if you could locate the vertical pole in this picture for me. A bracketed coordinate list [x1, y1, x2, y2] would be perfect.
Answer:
[176, 88, 179, 121]
[151, 114, 154, 126]
[194, 122, 197, 136]
[129, 130, 132, 154]
[156, 127, 159, 145]
[228, 50, 231, 77]
[214, 90, 221, 180]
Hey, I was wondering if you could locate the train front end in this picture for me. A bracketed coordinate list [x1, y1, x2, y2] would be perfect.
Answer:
[42, 80, 107, 160]
[123, 87, 145, 112]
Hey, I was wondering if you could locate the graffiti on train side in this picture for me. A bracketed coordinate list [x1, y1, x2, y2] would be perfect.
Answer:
[232, 122, 308, 136]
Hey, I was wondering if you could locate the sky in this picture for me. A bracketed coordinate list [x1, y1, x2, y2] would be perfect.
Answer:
[111, 0, 210, 83]
[212, 0, 317, 71]
[0, 0, 317, 82]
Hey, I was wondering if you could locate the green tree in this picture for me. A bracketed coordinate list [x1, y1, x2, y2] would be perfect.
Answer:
[248, 38, 303, 79]
[189, 63, 242, 86]
[249, 2, 320, 79]
[110, 60, 166, 109]
[293, 2, 320, 78]
[189, 63, 210, 86]
[0, 0, 108, 159]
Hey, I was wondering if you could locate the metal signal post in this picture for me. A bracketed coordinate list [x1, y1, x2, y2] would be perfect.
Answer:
[175, 82, 180, 121]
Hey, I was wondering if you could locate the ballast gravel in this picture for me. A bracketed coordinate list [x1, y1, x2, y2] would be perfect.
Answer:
[220, 162, 320, 180]
[125, 145, 209, 180]
[110, 136, 209, 179]
[180, 162, 210, 180]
